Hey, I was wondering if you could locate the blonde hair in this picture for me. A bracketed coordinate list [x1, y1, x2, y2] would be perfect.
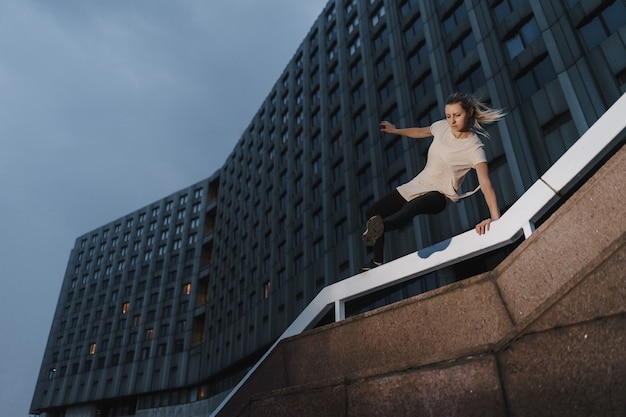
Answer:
[446, 92, 506, 138]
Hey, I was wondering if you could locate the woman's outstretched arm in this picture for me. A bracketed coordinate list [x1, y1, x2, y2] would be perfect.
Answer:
[379, 121, 432, 138]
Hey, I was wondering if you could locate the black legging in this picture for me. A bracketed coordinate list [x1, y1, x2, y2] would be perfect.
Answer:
[366, 190, 447, 263]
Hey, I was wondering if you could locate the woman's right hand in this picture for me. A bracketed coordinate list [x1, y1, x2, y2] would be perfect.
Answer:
[379, 120, 396, 133]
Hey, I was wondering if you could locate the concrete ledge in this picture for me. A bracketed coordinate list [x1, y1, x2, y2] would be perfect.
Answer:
[495, 142, 626, 328]
[280, 276, 513, 387]
[500, 315, 626, 417]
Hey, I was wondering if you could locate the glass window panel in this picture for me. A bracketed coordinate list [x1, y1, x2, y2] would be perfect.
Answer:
[505, 35, 524, 59]
[516, 72, 536, 100]
[603, 1, 626, 33]
[520, 18, 540, 44]
[534, 56, 556, 87]
[444, 15, 456, 33]
[450, 44, 464, 63]
[580, 18, 605, 50]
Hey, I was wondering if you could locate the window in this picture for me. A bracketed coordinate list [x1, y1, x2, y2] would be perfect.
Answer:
[263, 280, 271, 299]
[494, 0, 523, 22]
[443, 2, 467, 33]
[122, 302, 130, 314]
[578, 1, 626, 51]
[353, 107, 366, 131]
[347, 16, 359, 34]
[456, 64, 485, 93]
[350, 82, 365, 103]
[505, 17, 540, 60]
[404, 15, 423, 43]
[371, 5, 385, 27]
[449, 30, 476, 63]
[89, 343, 97, 355]
[334, 188, 347, 211]
[330, 108, 342, 128]
[335, 218, 347, 243]
[372, 26, 389, 50]
[378, 77, 395, 103]
[357, 165, 372, 189]
[328, 43, 338, 61]
[174, 339, 184, 353]
[349, 36, 361, 56]
[345, 0, 357, 15]
[400, 0, 418, 17]
[515, 54, 556, 100]
[376, 51, 391, 76]
[355, 136, 368, 158]
[413, 71, 434, 102]
[388, 170, 408, 189]
[313, 239, 324, 260]
[332, 159, 344, 182]
[385, 138, 404, 166]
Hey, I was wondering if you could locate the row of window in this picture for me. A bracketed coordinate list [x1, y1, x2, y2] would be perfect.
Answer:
[78, 189, 203, 249]
[48, 340, 185, 380]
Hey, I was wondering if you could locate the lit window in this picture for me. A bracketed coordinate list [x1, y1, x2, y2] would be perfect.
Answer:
[89, 343, 97, 355]
[122, 302, 130, 314]
[263, 281, 271, 299]
[183, 283, 191, 295]
[146, 328, 153, 340]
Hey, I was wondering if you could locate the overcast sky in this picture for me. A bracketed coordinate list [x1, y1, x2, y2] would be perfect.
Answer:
[0, 1, 328, 415]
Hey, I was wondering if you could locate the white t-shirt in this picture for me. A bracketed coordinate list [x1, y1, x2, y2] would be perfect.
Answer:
[396, 120, 487, 202]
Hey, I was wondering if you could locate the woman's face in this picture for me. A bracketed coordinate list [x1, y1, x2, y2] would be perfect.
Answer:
[445, 103, 468, 135]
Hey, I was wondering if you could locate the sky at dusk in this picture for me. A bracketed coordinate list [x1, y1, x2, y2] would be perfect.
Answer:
[0, 1, 328, 415]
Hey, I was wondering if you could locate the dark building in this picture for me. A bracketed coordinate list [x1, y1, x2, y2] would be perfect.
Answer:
[31, 0, 626, 416]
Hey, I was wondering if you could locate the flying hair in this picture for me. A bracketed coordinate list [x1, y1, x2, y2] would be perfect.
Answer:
[446, 92, 506, 138]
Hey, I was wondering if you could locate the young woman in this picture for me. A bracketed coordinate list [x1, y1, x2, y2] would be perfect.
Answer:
[361, 92, 506, 271]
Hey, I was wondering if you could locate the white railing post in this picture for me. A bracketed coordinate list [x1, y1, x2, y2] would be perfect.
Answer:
[334, 300, 346, 322]
[523, 221, 536, 238]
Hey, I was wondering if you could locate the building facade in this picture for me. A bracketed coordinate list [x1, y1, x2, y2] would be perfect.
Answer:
[31, 0, 626, 415]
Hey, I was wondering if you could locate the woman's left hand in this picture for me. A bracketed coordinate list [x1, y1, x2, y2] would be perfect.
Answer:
[475, 218, 493, 235]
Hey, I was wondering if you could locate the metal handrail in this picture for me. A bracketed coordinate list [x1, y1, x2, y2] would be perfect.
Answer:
[210, 92, 626, 416]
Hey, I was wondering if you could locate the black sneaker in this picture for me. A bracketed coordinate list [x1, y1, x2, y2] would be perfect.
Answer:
[362, 215, 384, 247]
[361, 259, 382, 272]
